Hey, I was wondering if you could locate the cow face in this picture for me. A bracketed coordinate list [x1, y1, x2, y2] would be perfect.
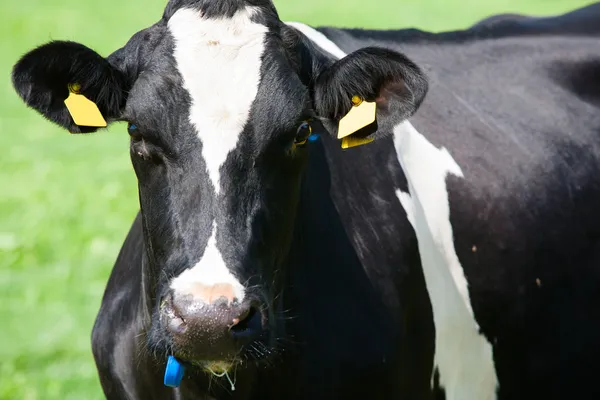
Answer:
[12, 0, 427, 373]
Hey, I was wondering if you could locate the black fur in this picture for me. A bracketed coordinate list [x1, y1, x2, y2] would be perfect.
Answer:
[280, 24, 332, 88]
[11, 41, 128, 133]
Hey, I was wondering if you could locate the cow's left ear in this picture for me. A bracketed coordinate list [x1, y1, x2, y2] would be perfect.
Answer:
[313, 47, 428, 145]
[12, 40, 128, 133]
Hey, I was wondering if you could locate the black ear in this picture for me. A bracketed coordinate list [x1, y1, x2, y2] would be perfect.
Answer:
[12, 41, 128, 133]
[313, 47, 428, 140]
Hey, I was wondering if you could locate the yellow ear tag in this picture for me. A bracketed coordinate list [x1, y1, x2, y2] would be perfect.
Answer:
[341, 135, 374, 149]
[63, 83, 107, 127]
[337, 95, 376, 139]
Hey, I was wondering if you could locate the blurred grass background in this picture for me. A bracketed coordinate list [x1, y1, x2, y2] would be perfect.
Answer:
[0, 0, 594, 398]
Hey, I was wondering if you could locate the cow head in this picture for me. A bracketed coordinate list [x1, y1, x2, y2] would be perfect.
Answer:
[12, 0, 427, 375]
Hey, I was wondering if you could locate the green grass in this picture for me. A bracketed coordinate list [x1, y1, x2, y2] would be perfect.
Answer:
[0, 0, 593, 398]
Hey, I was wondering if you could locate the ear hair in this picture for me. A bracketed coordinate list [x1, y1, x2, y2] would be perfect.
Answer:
[12, 40, 128, 133]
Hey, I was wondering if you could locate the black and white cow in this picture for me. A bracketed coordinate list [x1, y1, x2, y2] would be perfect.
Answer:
[11, 1, 600, 399]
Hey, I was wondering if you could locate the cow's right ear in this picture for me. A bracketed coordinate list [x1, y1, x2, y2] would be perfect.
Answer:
[12, 41, 128, 133]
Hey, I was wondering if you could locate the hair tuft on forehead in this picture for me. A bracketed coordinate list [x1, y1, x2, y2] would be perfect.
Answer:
[163, 0, 278, 21]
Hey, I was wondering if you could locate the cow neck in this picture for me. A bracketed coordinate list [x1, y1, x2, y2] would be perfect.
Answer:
[275, 137, 398, 365]
[283, 136, 367, 306]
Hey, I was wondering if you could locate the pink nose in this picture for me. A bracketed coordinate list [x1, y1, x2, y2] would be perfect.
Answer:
[179, 282, 237, 305]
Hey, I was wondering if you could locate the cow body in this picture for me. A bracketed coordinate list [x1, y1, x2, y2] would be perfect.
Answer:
[315, 5, 600, 397]
[11, 1, 600, 399]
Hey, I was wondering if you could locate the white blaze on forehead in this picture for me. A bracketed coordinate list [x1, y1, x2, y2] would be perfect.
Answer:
[168, 7, 268, 194]
[290, 21, 499, 400]
[170, 222, 245, 303]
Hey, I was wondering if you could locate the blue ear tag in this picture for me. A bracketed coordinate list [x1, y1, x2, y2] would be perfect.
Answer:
[164, 355, 185, 387]
[308, 133, 320, 142]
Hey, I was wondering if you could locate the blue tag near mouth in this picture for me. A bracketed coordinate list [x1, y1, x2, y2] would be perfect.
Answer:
[164, 355, 185, 387]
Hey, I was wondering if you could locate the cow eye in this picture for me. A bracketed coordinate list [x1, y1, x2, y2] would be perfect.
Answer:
[294, 121, 312, 146]
[127, 123, 151, 159]
[127, 123, 140, 139]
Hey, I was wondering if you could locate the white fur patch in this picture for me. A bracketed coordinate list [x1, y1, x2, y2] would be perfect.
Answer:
[393, 121, 497, 399]
[290, 21, 499, 400]
[170, 222, 245, 302]
[169, 7, 267, 194]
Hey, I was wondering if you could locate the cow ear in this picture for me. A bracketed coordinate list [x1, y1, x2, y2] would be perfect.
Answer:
[12, 41, 128, 134]
[313, 47, 428, 146]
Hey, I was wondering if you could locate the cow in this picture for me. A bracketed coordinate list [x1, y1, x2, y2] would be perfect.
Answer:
[10, 1, 600, 399]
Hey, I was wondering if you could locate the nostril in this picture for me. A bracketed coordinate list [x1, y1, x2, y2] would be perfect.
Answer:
[230, 306, 262, 337]
[168, 313, 186, 334]
[163, 295, 187, 334]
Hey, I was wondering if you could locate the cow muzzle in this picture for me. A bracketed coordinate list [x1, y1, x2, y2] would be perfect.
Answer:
[160, 289, 264, 362]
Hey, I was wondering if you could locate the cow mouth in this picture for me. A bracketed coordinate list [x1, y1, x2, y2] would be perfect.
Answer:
[176, 331, 275, 365]
[200, 360, 239, 390]
[200, 360, 234, 374]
